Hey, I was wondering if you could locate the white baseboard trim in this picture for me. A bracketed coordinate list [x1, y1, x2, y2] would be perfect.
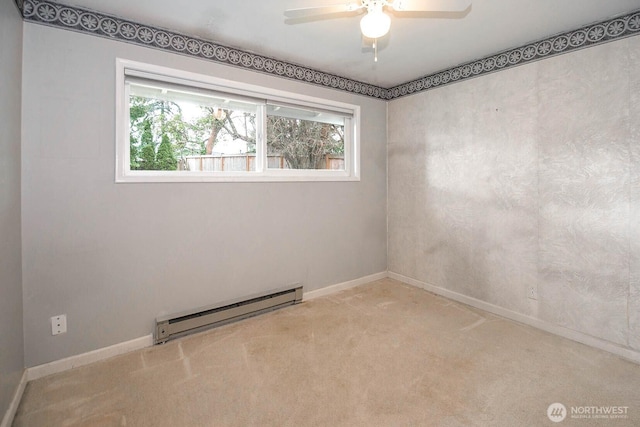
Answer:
[1, 369, 27, 427]
[303, 271, 388, 301]
[388, 271, 640, 364]
[24, 273, 387, 382]
[27, 334, 153, 381]
[24, 273, 389, 382]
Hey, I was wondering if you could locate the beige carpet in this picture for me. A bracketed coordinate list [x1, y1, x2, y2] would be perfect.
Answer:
[14, 279, 640, 426]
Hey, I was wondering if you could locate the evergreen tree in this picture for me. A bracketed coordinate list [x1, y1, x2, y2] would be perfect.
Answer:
[156, 134, 177, 170]
[138, 119, 156, 170]
[129, 135, 140, 170]
[139, 145, 157, 170]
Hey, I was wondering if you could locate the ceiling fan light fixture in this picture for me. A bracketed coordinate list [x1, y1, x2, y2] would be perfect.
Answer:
[360, 8, 391, 39]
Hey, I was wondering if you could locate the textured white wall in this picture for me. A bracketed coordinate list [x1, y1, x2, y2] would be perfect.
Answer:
[21, 23, 387, 367]
[388, 35, 640, 351]
[0, 0, 24, 416]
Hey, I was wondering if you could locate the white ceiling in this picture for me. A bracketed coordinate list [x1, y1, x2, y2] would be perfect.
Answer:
[52, 0, 640, 87]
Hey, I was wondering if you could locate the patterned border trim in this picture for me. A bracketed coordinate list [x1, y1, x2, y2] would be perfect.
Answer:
[388, 9, 640, 99]
[21, 0, 640, 101]
[22, 0, 390, 100]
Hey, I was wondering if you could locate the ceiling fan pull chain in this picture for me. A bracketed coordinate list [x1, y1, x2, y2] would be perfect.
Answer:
[374, 38, 378, 62]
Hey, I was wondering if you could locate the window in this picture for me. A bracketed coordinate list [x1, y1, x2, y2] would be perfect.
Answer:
[116, 59, 360, 182]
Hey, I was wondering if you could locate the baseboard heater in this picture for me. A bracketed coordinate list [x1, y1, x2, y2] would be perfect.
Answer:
[155, 285, 303, 344]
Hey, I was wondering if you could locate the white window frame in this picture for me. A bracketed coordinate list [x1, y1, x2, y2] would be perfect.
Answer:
[115, 59, 360, 182]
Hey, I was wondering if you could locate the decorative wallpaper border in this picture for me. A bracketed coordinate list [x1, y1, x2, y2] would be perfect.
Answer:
[21, 0, 640, 100]
[13, 0, 24, 13]
[22, 0, 389, 100]
[389, 9, 640, 99]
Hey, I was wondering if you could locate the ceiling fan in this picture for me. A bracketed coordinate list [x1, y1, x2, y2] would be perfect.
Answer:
[285, 0, 471, 61]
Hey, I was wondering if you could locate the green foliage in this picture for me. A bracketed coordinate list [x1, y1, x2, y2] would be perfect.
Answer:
[129, 103, 147, 122]
[140, 119, 153, 145]
[134, 119, 156, 170]
[139, 144, 157, 170]
[128, 93, 343, 171]
[129, 135, 140, 170]
[156, 134, 178, 171]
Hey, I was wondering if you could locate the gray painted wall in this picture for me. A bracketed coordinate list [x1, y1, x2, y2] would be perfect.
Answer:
[21, 23, 387, 367]
[388, 35, 640, 351]
[0, 0, 24, 416]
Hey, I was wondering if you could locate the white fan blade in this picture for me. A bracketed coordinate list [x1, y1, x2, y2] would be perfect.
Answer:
[391, 0, 471, 12]
[284, 3, 362, 18]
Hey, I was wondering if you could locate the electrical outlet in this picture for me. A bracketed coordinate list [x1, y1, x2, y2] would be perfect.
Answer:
[51, 314, 67, 335]
[527, 285, 538, 301]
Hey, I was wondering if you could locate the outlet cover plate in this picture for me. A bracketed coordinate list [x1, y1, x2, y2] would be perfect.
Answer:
[51, 314, 67, 335]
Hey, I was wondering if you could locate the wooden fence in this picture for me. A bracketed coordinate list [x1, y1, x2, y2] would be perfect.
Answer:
[179, 154, 344, 171]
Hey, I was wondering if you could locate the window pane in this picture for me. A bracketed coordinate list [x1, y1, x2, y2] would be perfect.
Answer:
[118, 60, 360, 182]
[266, 104, 345, 170]
[128, 82, 258, 172]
